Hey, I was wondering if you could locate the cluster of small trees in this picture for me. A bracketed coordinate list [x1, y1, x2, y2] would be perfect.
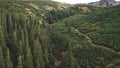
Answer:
[45, 7, 83, 24]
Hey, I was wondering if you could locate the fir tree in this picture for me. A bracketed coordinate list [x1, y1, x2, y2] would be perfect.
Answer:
[5, 48, 13, 68]
[0, 46, 5, 68]
[33, 38, 45, 68]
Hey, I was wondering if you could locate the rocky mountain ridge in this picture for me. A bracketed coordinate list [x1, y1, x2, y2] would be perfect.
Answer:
[88, 0, 120, 7]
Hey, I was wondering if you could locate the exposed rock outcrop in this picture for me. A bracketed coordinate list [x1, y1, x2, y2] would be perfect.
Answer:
[88, 0, 120, 7]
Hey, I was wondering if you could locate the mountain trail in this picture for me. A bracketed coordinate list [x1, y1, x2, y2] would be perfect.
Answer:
[75, 29, 120, 54]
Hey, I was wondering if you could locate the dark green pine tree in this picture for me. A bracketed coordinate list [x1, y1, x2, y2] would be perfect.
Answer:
[17, 55, 23, 68]
[17, 40, 24, 68]
[33, 38, 45, 68]
[40, 24, 50, 68]
[25, 38, 34, 68]
[0, 46, 5, 68]
[0, 23, 13, 68]
[5, 48, 13, 68]
[0, 23, 5, 68]
[24, 29, 34, 68]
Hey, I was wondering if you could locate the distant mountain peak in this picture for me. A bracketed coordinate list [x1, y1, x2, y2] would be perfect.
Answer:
[88, 0, 120, 7]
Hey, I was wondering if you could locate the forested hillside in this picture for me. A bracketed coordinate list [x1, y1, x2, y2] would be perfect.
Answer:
[0, 1, 120, 68]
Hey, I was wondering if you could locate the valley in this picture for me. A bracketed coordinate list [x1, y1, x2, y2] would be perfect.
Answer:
[0, 0, 120, 68]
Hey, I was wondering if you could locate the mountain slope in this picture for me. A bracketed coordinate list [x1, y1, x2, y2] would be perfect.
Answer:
[0, 1, 120, 68]
[0, 1, 70, 68]
[49, 5, 120, 68]
[88, 0, 120, 7]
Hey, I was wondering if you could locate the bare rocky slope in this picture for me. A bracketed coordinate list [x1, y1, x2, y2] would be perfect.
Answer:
[88, 0, 120, 7]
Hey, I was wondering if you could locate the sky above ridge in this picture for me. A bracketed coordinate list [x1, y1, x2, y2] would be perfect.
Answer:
[52, 0, 120, 4]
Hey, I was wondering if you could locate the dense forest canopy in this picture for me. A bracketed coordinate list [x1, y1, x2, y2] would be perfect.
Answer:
[0, 1, 120, 68]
